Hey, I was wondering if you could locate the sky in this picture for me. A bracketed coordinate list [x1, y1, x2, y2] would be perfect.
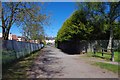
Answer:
[43, 2, 77, 37]
[2, 0, 119, 2]
[0, 2, 77, 37]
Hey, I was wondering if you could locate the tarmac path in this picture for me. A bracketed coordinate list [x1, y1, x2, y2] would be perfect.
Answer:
[27, 46, 118, 78]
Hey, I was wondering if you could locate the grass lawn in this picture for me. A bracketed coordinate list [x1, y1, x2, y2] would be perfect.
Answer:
[93, 62, 119, 73]
[2, 50, 42, 78]
[87, 52, 120, 62]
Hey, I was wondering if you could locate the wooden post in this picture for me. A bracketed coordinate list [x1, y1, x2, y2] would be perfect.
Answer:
[94, 47, 96, 55]
[111, 48, 114, 62]
[102, 48, 104, 56]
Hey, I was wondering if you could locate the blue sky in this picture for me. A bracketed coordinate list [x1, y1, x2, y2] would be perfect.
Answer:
[43, 2, 77, 37]
[0, 2, 77, 37]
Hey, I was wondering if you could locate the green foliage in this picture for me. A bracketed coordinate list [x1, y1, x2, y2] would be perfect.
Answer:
[56, 2, 120, 45]
[77, 2, 120, 39]
[113, 22, 120, 39]
[56, 10, 94, 43]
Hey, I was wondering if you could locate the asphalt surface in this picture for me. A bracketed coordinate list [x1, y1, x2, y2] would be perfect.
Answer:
[27, 46, 118, 78]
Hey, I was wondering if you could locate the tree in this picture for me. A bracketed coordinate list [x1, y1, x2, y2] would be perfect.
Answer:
[107, 2, 120, 51]
[56, 10, 94, 43]
[1, 2, 48, 40]
[22, 22, 45, 42]
[56, 8, 109, 43]
[77, 2, 120, 50]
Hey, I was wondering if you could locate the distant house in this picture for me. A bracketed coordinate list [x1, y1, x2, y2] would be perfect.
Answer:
[0, 33, 42, 43]
[0, 33, 2, 39]
[12, 35, 18, 41]
[29, 40, 39, 43]
[45, 39, 55, 44]
[29, 40, 34, 43]
[45, 37, 55, 44]
[0, 33, 12, 40]
[17, 36, 27, 42]
[0, 33, 26, 41]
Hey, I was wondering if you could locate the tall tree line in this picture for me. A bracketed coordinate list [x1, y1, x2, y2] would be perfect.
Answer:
[56, 2, 120, 50]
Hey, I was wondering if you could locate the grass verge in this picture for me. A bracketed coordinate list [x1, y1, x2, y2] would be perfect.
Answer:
[2, 49, 42, 79]
[87, 52, 120, 62]
[93, 62, 119, 73]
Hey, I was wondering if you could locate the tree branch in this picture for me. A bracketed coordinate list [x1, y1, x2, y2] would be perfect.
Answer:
[4, 16, 10, 22]
[2, 8, 6, 28]
[112, 14, 120, 22]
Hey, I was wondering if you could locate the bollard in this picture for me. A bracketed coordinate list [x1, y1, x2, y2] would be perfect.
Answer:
[93, 47, 96, 55]
[102, 48, 104, 56]
[111, 48, 114, 62]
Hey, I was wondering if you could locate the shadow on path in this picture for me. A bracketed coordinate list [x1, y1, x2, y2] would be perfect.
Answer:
[27, 46, 118, 78]
[27, 48, 64, 78]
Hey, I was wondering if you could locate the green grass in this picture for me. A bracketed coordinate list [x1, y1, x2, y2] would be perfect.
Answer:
[93, 62, 119, 73]
[87, 52, 120, 62]
[2, 50, 42, 79]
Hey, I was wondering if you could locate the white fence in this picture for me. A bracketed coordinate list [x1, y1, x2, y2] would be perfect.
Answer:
[2, 40, 44, 64]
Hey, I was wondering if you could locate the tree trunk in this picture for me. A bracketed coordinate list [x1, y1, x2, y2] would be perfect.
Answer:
[2, 5, 14, 40]
[2, 27, 5, 40]
[107, 25, 114, 61]
[3, 31, 9, 40]
[2, 27, 10, 40]
[107, 25, 113, 52]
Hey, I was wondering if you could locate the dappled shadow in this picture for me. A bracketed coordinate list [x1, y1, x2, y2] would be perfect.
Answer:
[27, 49, 64, 78]
[92, 55, 105, 59]
[2, 50, 41, 78]
[42, 49, 52, 53]
[92, 54, 111, 61]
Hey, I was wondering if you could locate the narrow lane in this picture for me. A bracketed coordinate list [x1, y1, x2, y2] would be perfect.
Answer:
[27, 46, 118, 78]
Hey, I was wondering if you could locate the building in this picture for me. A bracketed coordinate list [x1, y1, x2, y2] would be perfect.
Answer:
[0, 33, 12, 40]
[29, 40, 40, 43]
[0, 33, 2, 39]
[45, 37, 55, 44]
[0, 33, 42, 43]
[17, 36, 27, 42]
[45, 39, 55, 44]
[12, 35, 18, 41]
[0, 33, 24, 41]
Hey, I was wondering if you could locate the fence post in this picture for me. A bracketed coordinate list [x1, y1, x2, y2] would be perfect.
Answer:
[93, 47, 96, 55]
[102, 48, 104, 57]
[111, 48, 114, 62]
